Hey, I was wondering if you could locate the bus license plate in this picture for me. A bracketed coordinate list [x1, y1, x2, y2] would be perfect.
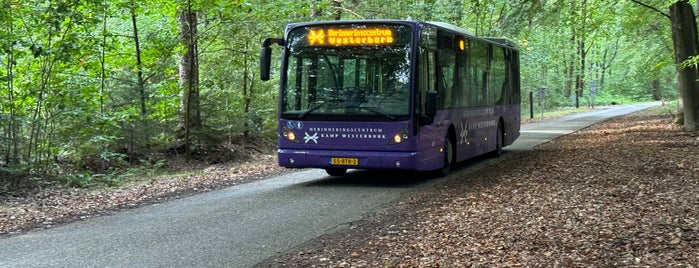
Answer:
[330, 157, 359, 166]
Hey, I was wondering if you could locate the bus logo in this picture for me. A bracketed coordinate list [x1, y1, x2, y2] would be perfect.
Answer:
[304, 132, 319, 144]
[308, 29, 326, 45]
[459, 121, 469, 145]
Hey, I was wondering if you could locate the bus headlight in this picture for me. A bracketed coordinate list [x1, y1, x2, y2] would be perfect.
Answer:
[282, 128, 300, 143]
[393, 134, 402, 144]
[388, 126, 409, 145]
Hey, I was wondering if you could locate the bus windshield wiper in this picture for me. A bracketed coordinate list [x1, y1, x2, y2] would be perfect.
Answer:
[298, 103, 325, 119]
[350, 106, 397, 121]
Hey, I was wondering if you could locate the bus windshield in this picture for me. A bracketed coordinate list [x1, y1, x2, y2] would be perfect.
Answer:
[282, 24, 413, 121]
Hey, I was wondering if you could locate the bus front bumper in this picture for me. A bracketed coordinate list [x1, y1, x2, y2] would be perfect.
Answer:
[277, 148, 442, 171]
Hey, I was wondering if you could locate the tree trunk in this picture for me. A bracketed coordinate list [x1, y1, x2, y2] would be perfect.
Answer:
[598, 40, 619, 91]
[565, 35, 575, 103]
[242, 41, 251, 138]
[332, 0, 342, 20]
[651, 79, 662, 101]
[311, 0, 323, 18]
[670, 0, 699, 132]
[178, 4, 201, 154]
[576, 38, 586, 97]
[565, 0, 577, 103]
[131, 7, 149, 151]
[576, 0, 588, 107]
[100, 0, 107, 117]
[4, 3, 19, 165]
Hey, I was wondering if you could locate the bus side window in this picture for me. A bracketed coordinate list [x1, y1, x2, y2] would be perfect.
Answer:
[509, 50, 521, 105]
[419, 48, 436, 115]
[439, 51, 455, 109]
[483, 44, 492, 105]
[491, 46, 507, 105]
[455, 42, 467, 108]
[470, 42, 488, 106]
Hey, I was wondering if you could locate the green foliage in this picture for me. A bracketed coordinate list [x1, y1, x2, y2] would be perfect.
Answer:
[656, 100, 678, 116]
[680, 55, 699, 69]
[58, 158, 165, 188]
[62, 172, 95, 188]
[0, 0, 684, 189]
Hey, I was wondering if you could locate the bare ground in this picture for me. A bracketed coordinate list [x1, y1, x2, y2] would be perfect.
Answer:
[258, 109, 699, 267]
[2, 108, 698, 267]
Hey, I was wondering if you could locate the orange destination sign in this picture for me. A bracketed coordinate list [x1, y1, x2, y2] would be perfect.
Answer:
[307, 27, 395, 46]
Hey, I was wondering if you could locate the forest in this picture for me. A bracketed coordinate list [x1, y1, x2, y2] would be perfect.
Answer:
[0, 0, 695, 187]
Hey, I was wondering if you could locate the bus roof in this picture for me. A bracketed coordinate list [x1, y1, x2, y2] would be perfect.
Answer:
[286, 19, 419, 29]
[288, 20, 473, 34]
[424, 21, 474, 36]
[484, 38, 517, 47]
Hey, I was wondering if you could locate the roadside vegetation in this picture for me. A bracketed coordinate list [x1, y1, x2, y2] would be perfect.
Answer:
[0, 150, 284, 236]
[2, 0, 695, 195]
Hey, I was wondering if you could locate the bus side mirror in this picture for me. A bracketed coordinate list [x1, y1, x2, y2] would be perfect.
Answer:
[260, 46, 272, 81]
[260, 38, 283, 81]
[425, 91, 437, 117]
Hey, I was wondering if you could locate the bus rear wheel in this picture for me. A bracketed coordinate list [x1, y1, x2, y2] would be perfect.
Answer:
[325, 168, 347, 176]
[490, 123, 504, 158]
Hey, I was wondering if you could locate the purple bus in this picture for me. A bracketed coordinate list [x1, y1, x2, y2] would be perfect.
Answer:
[260, 20, 520, 177]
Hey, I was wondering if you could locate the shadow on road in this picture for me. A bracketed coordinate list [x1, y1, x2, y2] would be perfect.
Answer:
[299, 151, 508, 189]
[299, 169, 437, 188]
[297, 149, 517, 191]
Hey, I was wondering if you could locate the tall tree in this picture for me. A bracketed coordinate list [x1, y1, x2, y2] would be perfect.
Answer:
[178, 0, 200, 154]
[632, 0, 699, 131]
[130, 3, 149, 149]
[1, 0, 19, 165]
[669, 0, 699, 131]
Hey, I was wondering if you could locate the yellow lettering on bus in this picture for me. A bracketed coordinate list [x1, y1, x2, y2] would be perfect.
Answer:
[308, 27, 395, 46]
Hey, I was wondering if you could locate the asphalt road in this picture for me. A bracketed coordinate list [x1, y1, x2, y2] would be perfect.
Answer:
[0, 103, 658, 268]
